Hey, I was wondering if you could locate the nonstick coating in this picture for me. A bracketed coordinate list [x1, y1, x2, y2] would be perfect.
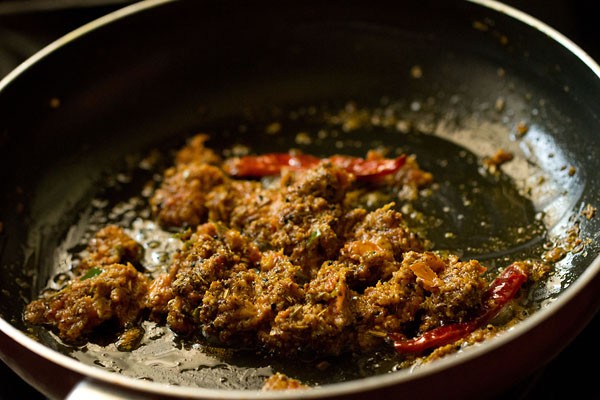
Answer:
[0, 0, 599, 399]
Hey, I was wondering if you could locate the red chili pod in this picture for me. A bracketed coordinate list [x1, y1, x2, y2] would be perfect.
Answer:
[390, 263, 529, 354]
[223, 153, 407, 180]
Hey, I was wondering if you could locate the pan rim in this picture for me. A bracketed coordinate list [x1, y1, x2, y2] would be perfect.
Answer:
[0, 0, 599, 397]
[0, 0, 172, 94]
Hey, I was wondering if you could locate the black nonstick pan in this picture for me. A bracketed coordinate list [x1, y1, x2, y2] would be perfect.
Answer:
[0, 0, 598, 399]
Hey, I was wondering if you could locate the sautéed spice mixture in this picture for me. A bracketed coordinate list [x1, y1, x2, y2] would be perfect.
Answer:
[24, 131, 550, 389]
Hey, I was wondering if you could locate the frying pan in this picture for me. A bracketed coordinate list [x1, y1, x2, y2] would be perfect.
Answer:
[0, 0, 599, 398]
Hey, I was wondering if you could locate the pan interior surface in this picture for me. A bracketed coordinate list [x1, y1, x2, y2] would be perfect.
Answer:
[0, 0, 599, 395]
[25, 104, 552, 388]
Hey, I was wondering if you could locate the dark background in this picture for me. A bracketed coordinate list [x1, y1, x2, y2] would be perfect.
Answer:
[0, 1, 598, 398]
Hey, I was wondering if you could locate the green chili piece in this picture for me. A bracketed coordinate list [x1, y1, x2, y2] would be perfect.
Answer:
[308, 228, 322, 246]
[81, 266, 103, 281]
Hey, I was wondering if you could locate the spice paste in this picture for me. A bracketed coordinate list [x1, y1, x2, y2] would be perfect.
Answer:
[24, 133, 548, 387]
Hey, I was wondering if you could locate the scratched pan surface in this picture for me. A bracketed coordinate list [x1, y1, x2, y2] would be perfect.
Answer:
[0, 0, 599, 399]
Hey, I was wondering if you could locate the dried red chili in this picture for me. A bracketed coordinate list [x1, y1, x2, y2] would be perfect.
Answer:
[390, 263, 528, 354]
[223, 153, 407, 180]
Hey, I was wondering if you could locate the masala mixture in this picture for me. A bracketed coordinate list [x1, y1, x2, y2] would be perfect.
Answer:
[23, 127, 551, 390]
